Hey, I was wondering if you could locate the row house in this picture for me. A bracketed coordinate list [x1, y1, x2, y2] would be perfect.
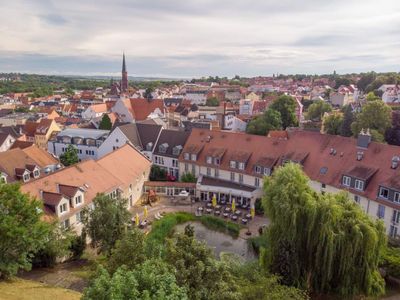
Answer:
[21, 144, 151, 233]
[178, 128, 400, 237]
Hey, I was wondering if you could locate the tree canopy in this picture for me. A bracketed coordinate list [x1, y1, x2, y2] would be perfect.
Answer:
[323, 113, 343, 135]
[246, 109, 282, 136]
[60, 144, 79, 166]
[82, 194, 131, 254]
[99, 114, 112, 130]
[351, 100, 392, 142]
[0, 183, 50, 278]
[306, 100, 332, 121]
[339, 104, 355, 137]
[262, 163, 386, 297]
[205, 97, 219, 106]
[269, 95, 298, 129]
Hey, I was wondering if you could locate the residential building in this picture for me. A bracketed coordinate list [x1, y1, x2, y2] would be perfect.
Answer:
[111, 97, 165, 123]
[22, 119, 61, 149]
[0, 132, 15, 152]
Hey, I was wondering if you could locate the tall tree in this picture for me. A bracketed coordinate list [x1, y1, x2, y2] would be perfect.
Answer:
[60, 144, 79, 166]
[351, 101, 392, 142]
[339, 104, 354, 137]
[0, 183, 50, 278]
[99, 114, 112, 130]
[262, 163, 386, 297]
[323, 113, 343, 135]
[306, 100, 332, 121]
[246, 109, 282, 136]
[144, 87, 154, 100]
[366, 91, 381, 102]
[269, 95, 298, 129]
[82, 194, 131, 254]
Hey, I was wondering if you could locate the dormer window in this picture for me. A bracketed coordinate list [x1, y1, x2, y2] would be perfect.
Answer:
[215, 158, 220, 165]
[379, 187, 389, 199]
[342, 176, 351, 187]
[59, 203, 68, 214]
[159, 143, 169, 154]
[23, 173, 30, 182]
[238, 162, 245, 170]
[255, 166, 262, 174]
[33, 170, 40, 178]
[172, 145, 183, 156]
[354, 179, 364, 191]
[184, 153, 190, 160]
[395, 192, 400, 203]
[230, 160, 236, 168]
[75, 195, 82, 206]
[146, 142, 153, 151]
[263, 168, 269, 176]
[206, 156, 212, 164]
[191, 154, 197, 161]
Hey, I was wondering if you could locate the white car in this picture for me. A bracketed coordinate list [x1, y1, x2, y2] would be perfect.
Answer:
[178, 190, 189, 197]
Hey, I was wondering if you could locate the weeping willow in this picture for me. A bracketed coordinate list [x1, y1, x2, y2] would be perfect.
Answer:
[262, 163, 386, 297]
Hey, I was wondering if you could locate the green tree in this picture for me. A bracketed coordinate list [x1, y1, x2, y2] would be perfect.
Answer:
[206, 97, 219, 106]
[262, 163, 386, 297]
[323, 113, 343, 135]
[351, 101, 392, 142]
[107, 228, 146, 274]
[149, 165, 167, 181]
[82, 194, 131, 254]
[60, 144, 79, 166]
[165, 233, 240, 300]
[144, 87, 154, 99]
[269, 95, 298, 129]
[366, 91, 381, 102]
[357, 72, 376, 91]
[339, 104, 354, 137]
[0, 183, 50, 278]
[246, 109, 282, 136]
[306, 100, 332, 121]
[99, 114, 112, 130]
[83, 261, 188, 300]
[180, 173, 197, 183]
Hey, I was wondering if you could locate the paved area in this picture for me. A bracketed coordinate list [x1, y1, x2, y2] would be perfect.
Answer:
[130, 196, 269, 239]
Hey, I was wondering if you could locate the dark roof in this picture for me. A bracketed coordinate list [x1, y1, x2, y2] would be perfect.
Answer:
[116, 123, 142, 149]
[255, 156, 279, 169]
[153, 130, 190, 158]
[164, 98, 182, 107]
[10, 140, 34, 149]
[182, 120, 211, 132]
[200, 176, 256, 192]
[42, 191, 63, 207]
[58, 184, 79, 198]
[0, 125, 22, 138]
[136, 123, 163, 151]
[0, 133, 11, 146]
[344, 165, 378, 181]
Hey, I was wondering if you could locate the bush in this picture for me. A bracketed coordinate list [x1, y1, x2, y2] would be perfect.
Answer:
[254, 198, 264, 215]
[199, 215, 241, 238]
[149, 165, 167, 181]
[180, 173, 196, 183]
[381, 247, 400, 278]
[69, 233, 86, 259]
[248, 234, 268, 254]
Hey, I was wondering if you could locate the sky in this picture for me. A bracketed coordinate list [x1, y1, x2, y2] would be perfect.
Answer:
[0, 0, 399, 78]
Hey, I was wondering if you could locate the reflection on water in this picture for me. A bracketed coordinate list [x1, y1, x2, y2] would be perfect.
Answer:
[175, 222, 256, 261]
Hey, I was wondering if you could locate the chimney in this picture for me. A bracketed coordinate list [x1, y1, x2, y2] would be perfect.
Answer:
[356, 151, 364, 161]
[391, 156, 399, 169]
[56, 183, 60, 193]
[357, 128, 371, 149]
[39, 189, 43, 199]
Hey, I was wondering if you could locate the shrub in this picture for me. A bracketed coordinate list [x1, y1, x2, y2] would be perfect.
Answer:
[381, 247, 400, 278]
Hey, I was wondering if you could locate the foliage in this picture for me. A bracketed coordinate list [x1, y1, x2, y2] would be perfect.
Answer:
[351, 100, 392, 141]
[306, 100, 332, 121]
[165, 233, 240, 300]
[60, 144, 79, 166]
[32, 226, 75, 268]
[83, 262, 188, 300]
[248, 234, 268, 255]
[206, 97, 219, 106]
[69, 232, 86, 259]
[107, 228, 146, 274]
[339, 104, 354, 137]
[149, 165, 167, 181]
[0, 183, 51, 279]
[82, 194, 131, 254]
[246, 109, 282, 136]
[323, 113, 343, 135]
[254, 198, 264, 215]
[144, 87, 154, 99]
[180, 172, 197, 183]
[269, 95, 298, 129]
[380, 247, 400, 278]
[357, 72, 376, 91]
[366, 91, 382, 102]
[262, 163, 386, 297]
[199, 215, 240, 238]
[99, 114, 112, 130]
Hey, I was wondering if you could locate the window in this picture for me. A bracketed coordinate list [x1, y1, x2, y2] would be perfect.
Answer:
[76, 211, 84, 223]
[75, 195, 82, 205]
[110, 190, 118, 199]
[23, 173, 30, 182]
[395, 192, 400, 203]
[390, 225, 398, 238]
[207, 167, 211, 176]
[321, 183, 326, 189]
[61, 219, 70, 229]
[184, 153, 190, 160]
[239, 174, 244, 183]
[393, 210, 400, 224]
[185, 163, 188, 172]
[191, 164, 195, 174]
[59, 203, 68, 214]
[354, 195, 360, 203]
[172, 146, 182, 156]
[255, 166, 262, 174]
[342, 176, 351, 187]
[191, 154, 197, 161]
[377, 204, 385, 219]
[33, 170, 40, 178]
[379, 187, 389, 199]
[230, 172, 235, 181]
[230, 160, 236, 168]
[214, 168, 219, 178]
[238, 162, 245, 170]
[263, 168, 269, 176]
[255, 177, 260, 187]
[172, 159, 178, 168]
[354, 179, 364, 191]
[206, 156, 212, 164]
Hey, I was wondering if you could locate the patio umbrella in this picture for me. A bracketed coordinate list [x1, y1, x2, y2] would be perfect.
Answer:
[250, 205, 255, 218]
[231, 199, 236, 212]
[144, 206, 148, 218]
[135, 213, 139, 226]
[212, 195, 217, 207]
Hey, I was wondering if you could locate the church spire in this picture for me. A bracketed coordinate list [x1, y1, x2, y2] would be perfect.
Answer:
[122, 52, 127, 73]
[121, 52, 128, 93]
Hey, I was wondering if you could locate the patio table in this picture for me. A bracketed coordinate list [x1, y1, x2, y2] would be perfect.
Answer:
[245, 213, 252, 219]
[231, 215, 238, 221]
[241, 218, 248, 224]
[223, 212, 229, 218]
[206, 208, 212, 214]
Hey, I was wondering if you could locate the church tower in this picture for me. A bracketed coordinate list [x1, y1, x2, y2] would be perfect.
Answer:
[121, 53, 128, 93]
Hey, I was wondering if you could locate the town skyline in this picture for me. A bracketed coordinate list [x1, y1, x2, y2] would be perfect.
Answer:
[1, 0, 399, 77]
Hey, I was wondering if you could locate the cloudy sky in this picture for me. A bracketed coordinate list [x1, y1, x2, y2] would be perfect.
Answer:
[0, 0, 399, 77]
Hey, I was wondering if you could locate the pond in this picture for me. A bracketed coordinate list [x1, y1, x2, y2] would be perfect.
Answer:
[175, 222, 256, 261]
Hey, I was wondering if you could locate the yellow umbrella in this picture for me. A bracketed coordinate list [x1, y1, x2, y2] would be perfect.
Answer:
[250, 205, 255, 218]
[135, 213, 139, 226]
[212, 195, 217, 208]
[231, 199, 236, 212]
[144, 206, 148, 219]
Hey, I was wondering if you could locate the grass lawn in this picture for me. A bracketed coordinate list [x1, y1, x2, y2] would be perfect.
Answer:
[0, 278, 81, 300]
